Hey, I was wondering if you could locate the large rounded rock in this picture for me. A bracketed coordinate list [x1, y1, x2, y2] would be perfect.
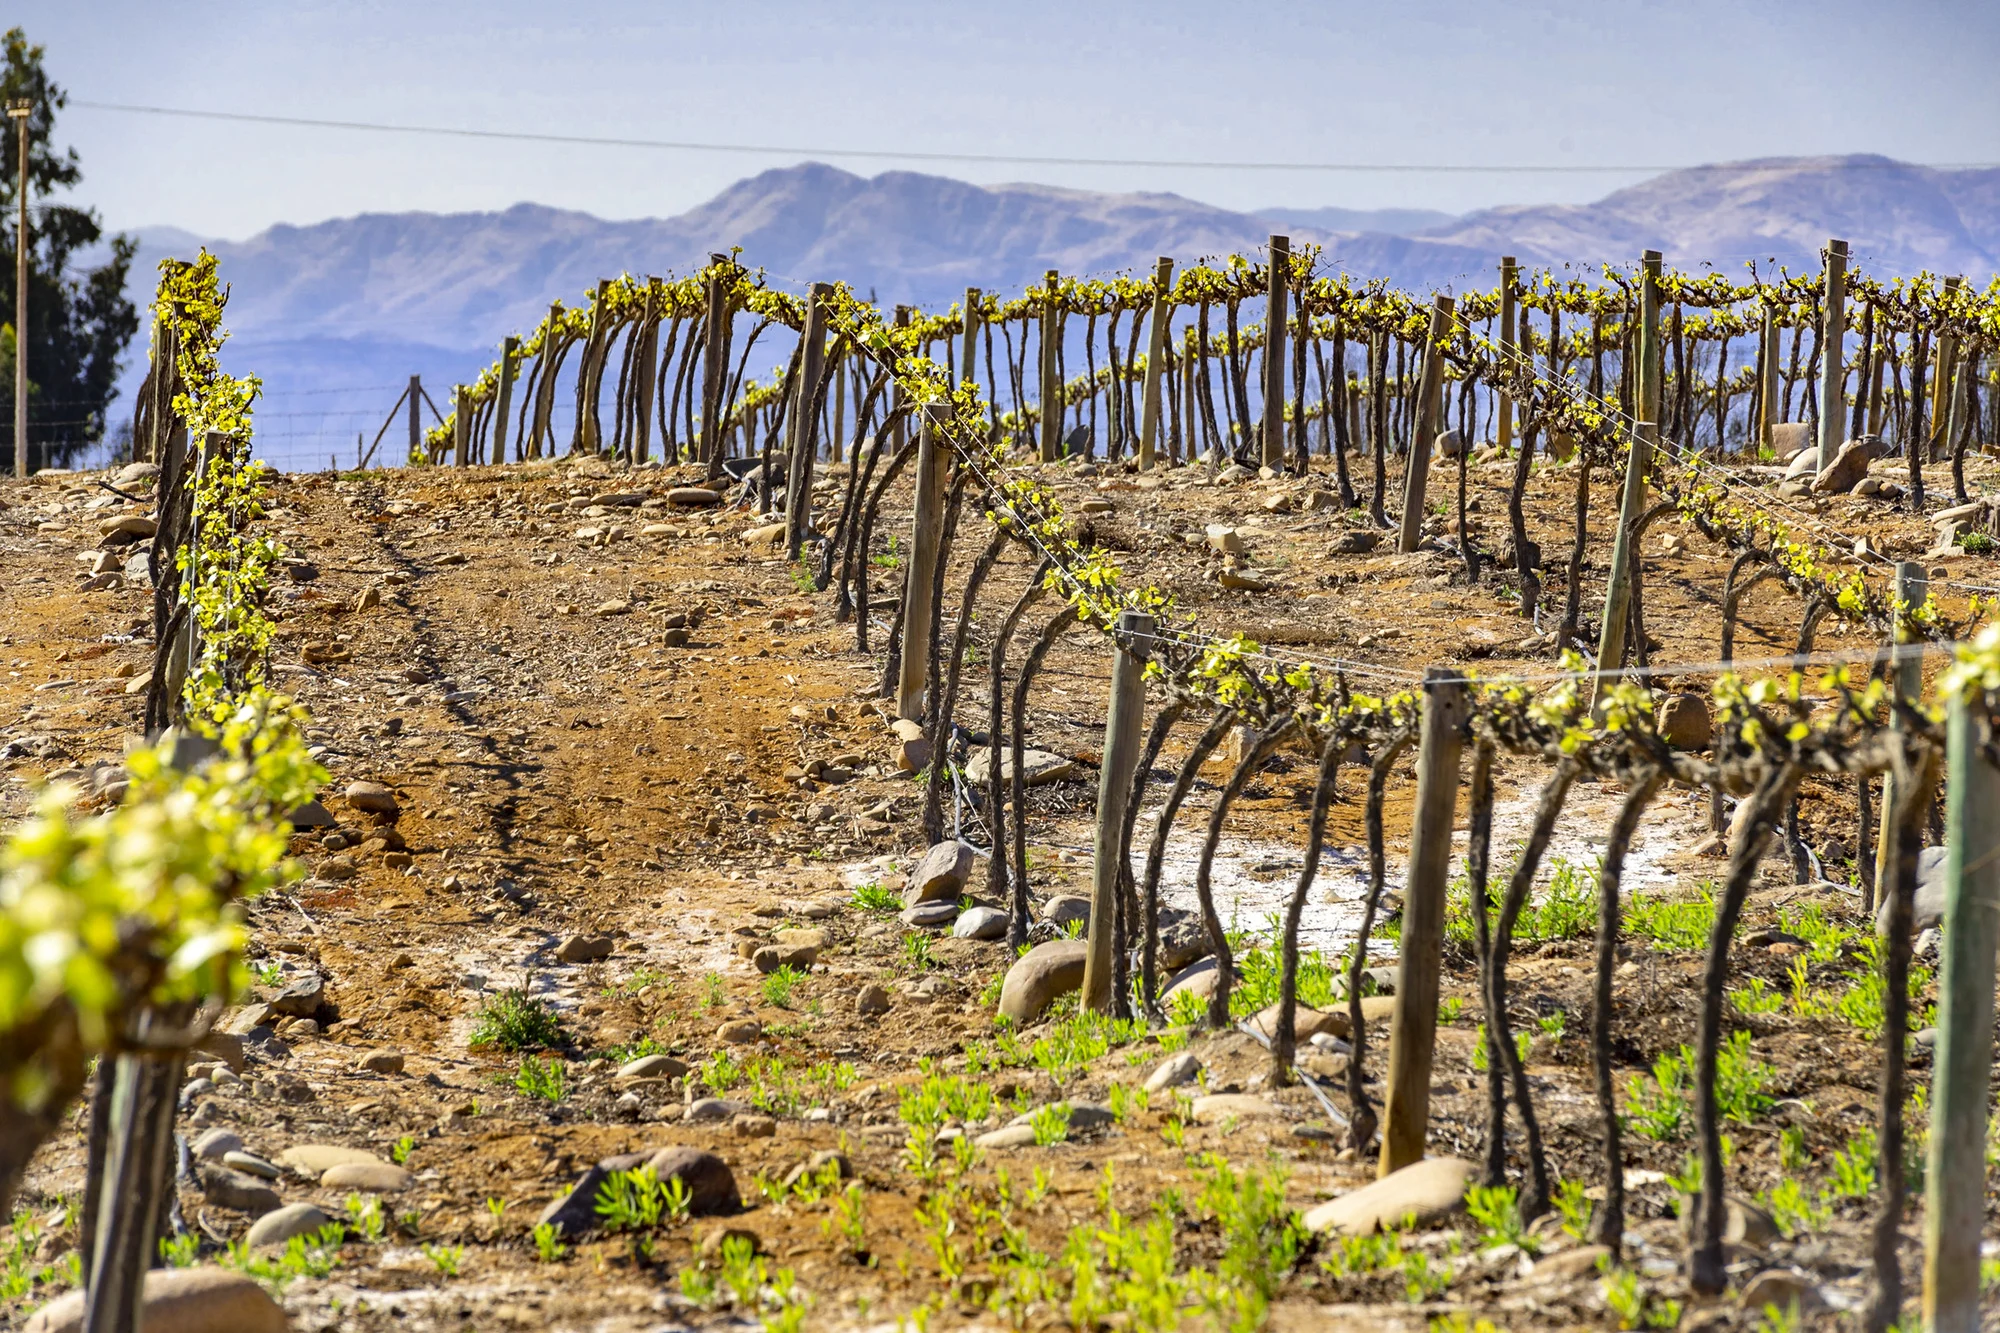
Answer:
[1658, 692, 1713, 750]
[645, 1146, 739, 1215]
[1247, 1002, 1347, 1043]
[278, 1144, 383, 1174]
[343, 780, 399, 815]
[997, 939, 1088, 1023]
[1302, 1156, 1475, 1236]
[667, 486, 723, 507]
[905, 841, 977, 905]
[953, 906, 1009, 940]
[245, 1202, 333, 1249]
[1876, 845, 1948, 937]
[199, 1165, 281, 1214]
[25, 1266, 287, 1333]
[1041, 894, 1091, 931]
[321, 1162, 414, 1193]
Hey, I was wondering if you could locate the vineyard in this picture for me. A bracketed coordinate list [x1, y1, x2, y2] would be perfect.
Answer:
[0, 234, 1997, 1333]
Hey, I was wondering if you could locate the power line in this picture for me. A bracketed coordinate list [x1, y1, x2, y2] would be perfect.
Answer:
[71, 101, 2000, 175]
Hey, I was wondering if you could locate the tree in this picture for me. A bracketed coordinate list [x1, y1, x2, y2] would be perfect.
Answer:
[1, 27, 137, 472]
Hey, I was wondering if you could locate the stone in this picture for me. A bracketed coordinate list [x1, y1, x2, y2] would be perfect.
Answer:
[856, 983, 892, 1016]
[905, 840, 978, 905]
[741, 523, 786, 546]
[557, 933, 614, 963]
[900, 900, 958, 928]
[277, 1144, 384, 1174]
[973, 1124, 1041, 1150]
[1876, 845, 1949, 936]
[1302, 1156, 1476, 1235]
[1809, 438, 1878, 495]
[1330, 529, 1383, 555]
[1219, 568, 1272, 592]
[964, 747, 1081, 787]
[593, 599, 632, 616]
[1782, 448, 1820, 480]
[667, 486, 723, 507]
[1190, 1094, 1281, 1123]
[100, 514, 159, 542]
[617, 1053, 689, 1081]
[355, 1048, 404, 1074]
[1658, 692, 1713, 750]
[1161, 956, 1228, 1004]
[245, 1202, 332, 1249]
[1769, 423, 1811, 458]
[1144, 1052, 1201, 1092]
[1531, 1245, 1613, 1282]
[192, 1129, 243, 1161]
[1247, 1003, 1348, 1043]
[199, 1165, 282, 1214]
[733, 1114, 777, 1138]
[953, 906, 1009, 940]
[716, 1019, 763, 1044]
[321, 1162, 414, 1193]
[1434, 429, 1465, 460]
[698, 1225, 764, 1262]
[686, 1097, 750, 1123]
[22, 1266, 287, 1333]
[783, 1150, 853, 1190]
[1676, 1195, 1778, 1249]
[316, 854, 358, 884]
[997, 939, 1089, 1023]
[286, 800, 335, 830]
[343, 780, 399, 815]
[1008, 1101, 1115, 1132]
[1158, 916, 1211, 972]
[222, 1152, 280, 1180]
[268, 975, 325, 1018]
[1739, 1268, 1825, 1315]
[645, 1146, 739, 1215]
[751, 943, 818, 973]
[1041, 894, 1092, 931]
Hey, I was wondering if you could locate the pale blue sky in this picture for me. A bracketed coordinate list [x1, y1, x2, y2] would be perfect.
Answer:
[26, 0, 2000, 236]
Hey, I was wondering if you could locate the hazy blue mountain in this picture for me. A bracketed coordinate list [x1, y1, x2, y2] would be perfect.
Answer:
[96, 154, 2000, 468]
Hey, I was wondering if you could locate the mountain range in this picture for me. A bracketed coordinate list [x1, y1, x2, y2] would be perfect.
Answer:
[98, 154, 2000, 468]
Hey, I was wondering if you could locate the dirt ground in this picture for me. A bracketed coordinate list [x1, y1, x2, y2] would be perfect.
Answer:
[2, 440, 1995, 1332]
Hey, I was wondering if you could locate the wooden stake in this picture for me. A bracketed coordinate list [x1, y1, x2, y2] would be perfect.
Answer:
[1873, 562, 1926, 909]
[896, 404, 950, 722]
[700, 254, 732, 478]
[1816, 239, 1849, 471]
[1497, 256, 1517, 456]
[1923, 689, 2000, 1333]
[1262, 236, 1289, 470]
[1929, 277, 1963, 461]
[1040, 270, 1062, 462]
[634, 280, 659, 464]
[1395, 295, 1454, 553]
[493, 335, 519, 463]
[1082, 610, 1153, 1012]
[1379, 666, 1467, 1176]
[1590, 420, 1659, 703]
[406, 374, 422, 463]
[960, 287, 982, 393]
[1757, 304, 1779, 449]
[785, 282, 833, 561]
[1138, 258, 1174, 470]
[1637, 250, 1664, 430]
[452, 386, 469, 466]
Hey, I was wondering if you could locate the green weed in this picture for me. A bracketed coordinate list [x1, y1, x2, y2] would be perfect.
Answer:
[469, 988, 566, 1052]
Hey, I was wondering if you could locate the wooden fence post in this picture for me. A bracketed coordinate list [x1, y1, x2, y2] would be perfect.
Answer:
[1395, 295, 1455, 553]
[634, 279, 659, 464]
[1637, 249, 1664, 428]
[1873, 562, 1926, 908]
[1379, 666, 1467, 1176]
[1757, 305, 1779, 450]
[1497, 256, 1517, 456]
[1816, 238, 1848, 472]
[1082, 610, 1153, 1012]
[1922, 687, 2000, 1332]
[1929, 277, 1963, 461]
[785, 282, 833, 561]
[406, 374, 421, 463]
[1262, 235, 1289, 470]
[897, 403, 951, 722]
[492, 335, 519, 463]
[960, 287, 981, 392]
[1040, 269, 1062, 462]
[452, 387, 469, 466]
[1137, 258, 1174, 470]
[1590, 420, 1659, 704]
[700, 254, 732, 478]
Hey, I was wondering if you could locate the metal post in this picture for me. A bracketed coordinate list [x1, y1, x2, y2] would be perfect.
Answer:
[1396, 295, 1455, 553]
[1874, 562, 1926, 907]
[1379, 666, 1467, 1176]
[1591, 420, 1659, 703]
[785, 282, 833, 561]
[1138, 258, 1174, 470]
[1922, 688, 2000, 1332]
[1261, 235, 1289, 470]
[1082, 610, 1152, 1012]
[1039, 269, 1062, 462]
[406, 374, 421, 463]
[1497, 256, 1517, 456]
[8, 100, 26, 478]
[1816, 238, 1848, 472]
[896, 403, 950, 721]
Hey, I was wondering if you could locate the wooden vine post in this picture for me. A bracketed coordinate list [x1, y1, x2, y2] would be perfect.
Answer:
[1138, 257, 1174, 470]
[1590, 420, 1658, 701]
[1379, 666, 1467, 1175]
[960, 287, 981, 392]
[1922, 683, 2000, 1332]
[699, 254, 732, 476]
[451, 387, 469, 466]
[1395, 295, 1455, 553]
[492, 335, 519, 463]
[1261, 235, 1290, 469]
[1497, 256, 1517, 456]
[1039, 269, 1062, 461]
[896, 403, 950, 722]
[1929, 277, 1963, 461]
[634, 279, 660, 464]
[1815, 238, 1848, 472]
[405, 374, 421, 463]
[784, 281, 833, 561]
[1081, 610, 1153, 1012]
[1757, 304, 1780, 449]
[1872, 561, 1926, 908]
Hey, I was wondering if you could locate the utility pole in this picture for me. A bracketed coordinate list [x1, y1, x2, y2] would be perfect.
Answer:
[8, 99, 30, 478]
